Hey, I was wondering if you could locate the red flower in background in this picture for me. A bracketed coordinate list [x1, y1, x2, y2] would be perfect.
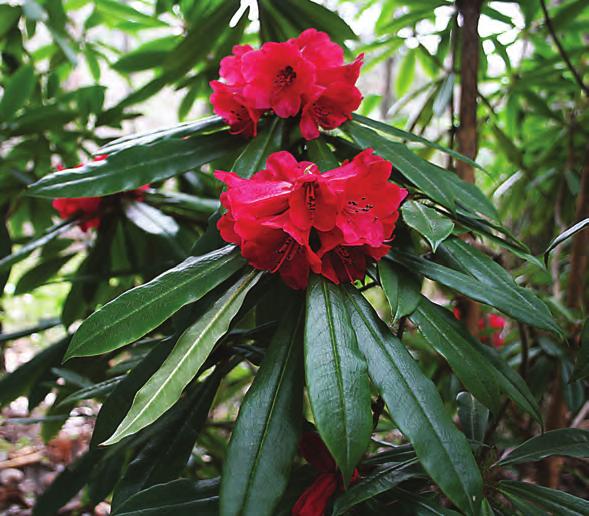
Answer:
[210, 29, 363, 140]
[215, 149, 407, 289]
[52, 155, 150, 232]
[453, 307, 507, 348]
[292, 432, 359, 516]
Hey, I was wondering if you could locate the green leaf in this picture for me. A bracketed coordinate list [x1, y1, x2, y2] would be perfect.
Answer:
[433, 73, 455, 116]
[0, 219, 77, 274]
[28, 131, 241, 198]
[396, 50, 416, 98]
[410, 296, 542, 423]
[32, 449, 105, 516]
[352, 114, 487, 174]
[344, 287, 483, 514]
[113, 479, 218, 516]
[498, 429, 589, 466]
[544, 218, 589, 263]
[345, 122, 455, 210]
[220, 296, 304, 516]
[112, 35, 179, 72]
[102, 270, 261, 444]
[14, 254, 74, 294]
[388, 250, 562, 336]
[57, 376, 124, 407]
[123, 201, 179, 237]
[0, 6, 20, 39]
[307, 137, 339, 171]
[401, 201, 455, 252]
[0, 64, 35, 121]
[571, 320, 589, 381]
[393, 487, 462, 515]
[232, 117, 285, 179]
[411, 297, 502, 413]
[305, 276, 372, 484]
[0, 338, 68, 407]
[456, 392, 489, 444]
[378, 260, 421, 324]
[65, 246, 245, 360]
[497, 481, 589, 515]
[332, 460, 420, 515]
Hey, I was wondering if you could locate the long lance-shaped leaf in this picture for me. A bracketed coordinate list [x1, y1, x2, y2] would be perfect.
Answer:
[102, 269, 262, 445]
[0, 219, 77, 273]
[305, 276, 373, 485]
[98, 115, 223, 155]
[401, 201, 455, 252]
[411, 297, 542, 423]
[498, 429, 589, 466]
[232, 117, 285, 179]
[65, 246, 245, 360]
[456, 392, 489, 444]
[332, 459, 420, 515]
[411, 297, 503, 413]
[220, 296, 304, 516]
[344, 287, 483, 514]
[544, 217, 589, 263]
[388, 250, 562, 336]
[378, 260, 421, 324]
[352, 114, 486, 173]
[497, 481, 589, 515]
[28, 131, 242, 198]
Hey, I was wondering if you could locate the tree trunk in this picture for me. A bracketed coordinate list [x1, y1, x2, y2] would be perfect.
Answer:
[455, 0, 483, 335]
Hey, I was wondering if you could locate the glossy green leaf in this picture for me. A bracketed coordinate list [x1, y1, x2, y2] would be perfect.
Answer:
[498, 429, 589, 466]
[544, 217, 589, 263]
[410, 296, 542, 423]
[402, 201, 455, 252]
[378, 260, 421, 323]
[456, 392, 489, 444]
[102, 270, 261, 444]
[57, 376, 124, 407]
[220, 297, 304, 516]
[306, 137, 339, 171]
[396, 50, 416, 97]
[497, 481, 589, 515]
[28, 131, 240, 198]
[0, 64, 35, 121]
[332, 460, 419, 515]
[65, 245, 245, 360]
[14, 254, 74, 295]
[124, 201, 179, 237]
[113, 479, 218, 516]
[393, 487, 462, 515]
[389, 250, 562, 336]
[305, 276, 372, 485]
[351, 114, 486, 173]
[433, 73, 455, 116]
[345, 122, 455, 210]
[344, 287, 483, 514]
[0, 219, 77, 273]
[411, 297, 502, 413]
[232, 117, 285, 179]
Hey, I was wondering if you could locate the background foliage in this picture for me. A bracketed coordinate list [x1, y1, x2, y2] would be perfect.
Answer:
[0, 0, 587, 515]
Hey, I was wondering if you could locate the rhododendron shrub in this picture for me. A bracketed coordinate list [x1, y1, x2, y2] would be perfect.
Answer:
[7, 22, 573, 516]
[210, 29, 363, 139]
[215, 149, 407, 288]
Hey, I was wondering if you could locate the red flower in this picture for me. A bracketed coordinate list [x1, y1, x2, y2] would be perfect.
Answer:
[292, 432, 359, 516]
[454, 307, 507, 348]
[219, 44, 253, 86]
[289, 28, 344, 69]
[241, 41, 316, 117]
[299, 82, 362, 140]
[52, 155, 150, 232]
[215, 149, 406, 289]
[210, 31, 364, 140]
[210, 81, 262, 137]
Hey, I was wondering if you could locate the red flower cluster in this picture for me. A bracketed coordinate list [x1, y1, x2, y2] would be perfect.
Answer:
[210, 29, 363, 140]
[215, 149, 407, 289]
[52, 155, 148, 232]
[453, 307, 507, 348]
[292, 432, 359, 516]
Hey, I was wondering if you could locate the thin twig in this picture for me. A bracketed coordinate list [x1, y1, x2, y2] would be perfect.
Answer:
[517, 322, 529, 381]
[540, 0, 589, 96]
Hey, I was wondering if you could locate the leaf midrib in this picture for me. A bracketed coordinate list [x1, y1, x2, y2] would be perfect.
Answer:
[68, 247, 237, 357]
[347, 292, 475, 513]
[107, 270, 258, 442]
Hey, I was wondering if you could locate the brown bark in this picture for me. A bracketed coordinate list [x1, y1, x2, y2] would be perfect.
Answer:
[455, 0, 483, 335]
[566, 150, 589, 309]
